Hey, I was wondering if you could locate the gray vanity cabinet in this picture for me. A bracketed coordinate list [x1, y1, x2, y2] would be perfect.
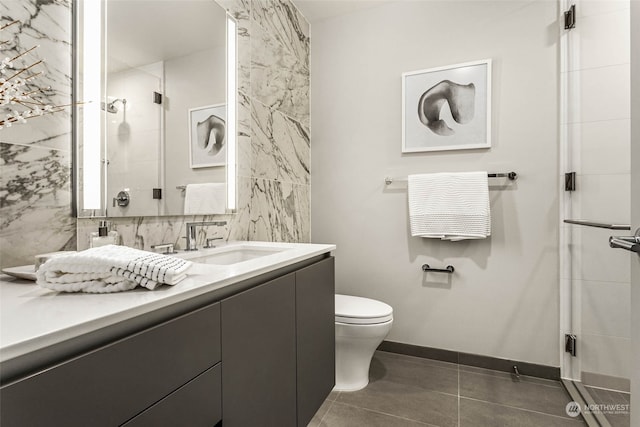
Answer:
[121, 364, 222, 427]
[296, 257, 335, 427]
[221, 273, 298, 427]
[0, 255, 335, 427]
[0, 303, 221, 427]
[221, 256, 335, 427]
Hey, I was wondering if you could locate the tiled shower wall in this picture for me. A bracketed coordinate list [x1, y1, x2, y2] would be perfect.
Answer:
[0, 0, 310, 266]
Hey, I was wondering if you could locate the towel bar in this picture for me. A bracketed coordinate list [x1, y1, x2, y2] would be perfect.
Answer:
[422, 264, 455, 274]
[385, 172, 517, 185]
[564, 219, 630, 230]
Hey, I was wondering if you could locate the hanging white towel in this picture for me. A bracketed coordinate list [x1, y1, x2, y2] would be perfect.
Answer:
[408, 172, 491, 241]
[184, 183, 226, 215]
[36, 245, 193, 293]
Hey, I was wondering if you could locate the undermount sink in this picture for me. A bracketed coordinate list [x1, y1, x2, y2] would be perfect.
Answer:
[186, 245, 286, 265]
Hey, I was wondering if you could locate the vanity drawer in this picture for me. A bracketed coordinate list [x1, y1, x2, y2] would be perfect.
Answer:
[0, 302, 221, 427]
[121, 363, 221, 427]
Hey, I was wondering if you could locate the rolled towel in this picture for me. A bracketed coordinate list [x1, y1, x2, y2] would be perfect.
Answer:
[36, 245, 192, 293]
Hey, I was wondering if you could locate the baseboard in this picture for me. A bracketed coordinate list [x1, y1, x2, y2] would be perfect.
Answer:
[582, 371, 630, 393]
[378, 340, 560, 381]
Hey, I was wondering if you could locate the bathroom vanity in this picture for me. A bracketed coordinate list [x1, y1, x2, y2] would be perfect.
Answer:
[0, 242, 335, 427]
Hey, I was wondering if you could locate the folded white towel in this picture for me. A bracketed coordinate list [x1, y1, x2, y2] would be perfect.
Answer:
[408, 172, 491, 241]
[184, 183, 226, 215]
[36, 245, 192, 293]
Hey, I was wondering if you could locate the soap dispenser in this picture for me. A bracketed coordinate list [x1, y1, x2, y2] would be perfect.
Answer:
[89, 220, 119, 248]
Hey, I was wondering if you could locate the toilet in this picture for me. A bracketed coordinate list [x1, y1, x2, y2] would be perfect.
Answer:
[334, 294, 393, 392]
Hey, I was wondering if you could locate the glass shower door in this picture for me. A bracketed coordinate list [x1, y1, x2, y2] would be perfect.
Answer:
[560, 1, 632, 425]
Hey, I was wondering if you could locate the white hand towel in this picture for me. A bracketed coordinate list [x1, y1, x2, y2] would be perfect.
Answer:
[36, 245, 192, 293]
[408, 172, 490, 241]
[184, 183, 226, 215]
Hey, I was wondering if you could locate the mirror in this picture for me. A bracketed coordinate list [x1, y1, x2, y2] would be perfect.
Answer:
[75, 0, 236, 218]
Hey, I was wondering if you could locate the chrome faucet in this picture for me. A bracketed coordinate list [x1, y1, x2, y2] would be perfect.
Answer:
[184, 221, 227, 251]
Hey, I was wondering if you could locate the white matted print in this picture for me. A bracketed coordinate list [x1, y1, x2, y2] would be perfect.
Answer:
[189, 103, 226, 168]
[402, 59, 491, 153]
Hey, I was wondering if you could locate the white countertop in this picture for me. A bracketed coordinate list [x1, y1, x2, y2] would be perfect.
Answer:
[0, 241, 335, 368]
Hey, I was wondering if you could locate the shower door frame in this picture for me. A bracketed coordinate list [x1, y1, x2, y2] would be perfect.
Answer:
[559, 0, 634, 425]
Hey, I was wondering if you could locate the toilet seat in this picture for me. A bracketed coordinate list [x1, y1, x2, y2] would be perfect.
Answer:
[335, 294, 393, 325]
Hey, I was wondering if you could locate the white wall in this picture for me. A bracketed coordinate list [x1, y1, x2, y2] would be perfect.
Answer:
[311, 1, 560, 365]
[563, 0, 631, 389]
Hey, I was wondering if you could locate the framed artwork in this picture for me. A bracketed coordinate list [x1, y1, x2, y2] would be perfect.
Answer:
[189, 103, 226, 168]
[402, 59, 491, 153]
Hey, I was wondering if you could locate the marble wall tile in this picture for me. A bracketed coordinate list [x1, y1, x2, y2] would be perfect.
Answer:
[0, 0, 75, 268]
[227, 175, 252, 241]
[78, 214, 232, 252]
[294, 181, 310, 242]
[0, 0, 72, 150]
[251, 100, 309, 184]
[249, 178, 310, 242]
[247, 0, 310, 243]
[237, 90, 253, 179]
[217, 0, 250, 20]
[252, 0, 309, 66]
[0, 142, 76, 267]
[251, 1, 309, 126]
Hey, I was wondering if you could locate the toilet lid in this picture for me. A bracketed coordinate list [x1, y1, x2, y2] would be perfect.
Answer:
[335, 294, 393, 325]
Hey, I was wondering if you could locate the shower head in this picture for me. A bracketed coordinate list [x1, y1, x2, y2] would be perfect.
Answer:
[102, 98, 127, 114]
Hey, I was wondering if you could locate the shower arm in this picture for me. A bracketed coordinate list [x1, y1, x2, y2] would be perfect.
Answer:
[103, 98, 127, 114]
[110, 98, 126, 108]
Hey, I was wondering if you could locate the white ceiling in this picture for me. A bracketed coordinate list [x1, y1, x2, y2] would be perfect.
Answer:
[107, 0, 227, 73]
[106, 0, 388, 72]
[292, 0, 391, 23]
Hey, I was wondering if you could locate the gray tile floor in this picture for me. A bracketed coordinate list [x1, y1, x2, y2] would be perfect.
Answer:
[585, 386, 631, 427]
[309, 351, 586, 427]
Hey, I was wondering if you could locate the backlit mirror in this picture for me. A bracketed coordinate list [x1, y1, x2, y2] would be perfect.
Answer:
[75, 0, 236, 217]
